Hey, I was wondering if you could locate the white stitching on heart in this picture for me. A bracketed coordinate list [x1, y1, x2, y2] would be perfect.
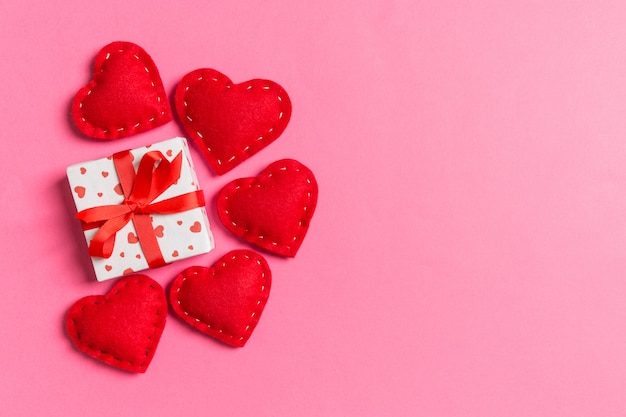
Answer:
[223, 163, 314, 252]
[70, 276, 163, 371]
[174, 253, 270, 343]
[180, 74, 289, 171]
[77, 46, 168, 137]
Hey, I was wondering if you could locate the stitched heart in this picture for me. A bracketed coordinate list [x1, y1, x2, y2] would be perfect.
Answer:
[174, 68, 292, 175]
[65, 275, 167, 373]
[216, 159, 318, 257]
[169, 250, 271, 347]
[72, 41, 171, 139]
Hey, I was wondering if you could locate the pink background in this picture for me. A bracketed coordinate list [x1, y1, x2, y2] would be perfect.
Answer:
[2, 0, 626, 415]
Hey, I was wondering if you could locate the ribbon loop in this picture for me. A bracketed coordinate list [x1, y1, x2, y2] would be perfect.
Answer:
[76, 149, 205, 267]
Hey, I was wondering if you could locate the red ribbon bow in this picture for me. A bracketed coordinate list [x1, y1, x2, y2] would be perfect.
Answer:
[76, 149, 205, 268]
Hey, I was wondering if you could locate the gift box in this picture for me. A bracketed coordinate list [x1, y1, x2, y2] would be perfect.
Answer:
[67, 137, 214, 281]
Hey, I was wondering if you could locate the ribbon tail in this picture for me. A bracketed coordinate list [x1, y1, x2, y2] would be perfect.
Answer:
[87, 212, 133, 258]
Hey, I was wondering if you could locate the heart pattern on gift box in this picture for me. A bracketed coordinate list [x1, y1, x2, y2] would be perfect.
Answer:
[169, 250, 271, 347]
[65, 275, 167, 373]
[174, 68, 292, 175]
[71, 41, 171, 139]
[217, 159, 318, 257]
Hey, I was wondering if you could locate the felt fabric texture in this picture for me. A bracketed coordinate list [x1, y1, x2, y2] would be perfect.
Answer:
[72, 41, 171, 139]
[169, 249, 271, 347]
[174, 68, 292, 175]
[216, 159, 318, 257]
[65, 275, 167, 373]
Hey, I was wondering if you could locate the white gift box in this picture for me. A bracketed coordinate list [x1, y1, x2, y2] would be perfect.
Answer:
[66, 137, 214, 281]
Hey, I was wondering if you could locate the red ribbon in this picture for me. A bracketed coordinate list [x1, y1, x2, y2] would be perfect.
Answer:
[76, 149, 205, 268]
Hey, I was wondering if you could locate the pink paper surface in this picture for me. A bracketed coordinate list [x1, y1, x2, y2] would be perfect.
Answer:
[2, 1, 626, 415]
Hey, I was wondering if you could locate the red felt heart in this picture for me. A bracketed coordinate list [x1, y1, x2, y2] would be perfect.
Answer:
[66, 275, 167, 373]
[169, 250, 271, 347]
[216, 159, 318, 257]
[72, 41, 171, 139]
[174, 68, 292, 175]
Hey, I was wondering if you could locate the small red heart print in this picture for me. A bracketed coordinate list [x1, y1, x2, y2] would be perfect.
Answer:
[80, 167, 87, 175]
[154, 225, 164, 237]
[190, 221, 202, 233]
[101, 171, 109, 178]
[74, 186, 86, 198]
[127, 232, 138, 244]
